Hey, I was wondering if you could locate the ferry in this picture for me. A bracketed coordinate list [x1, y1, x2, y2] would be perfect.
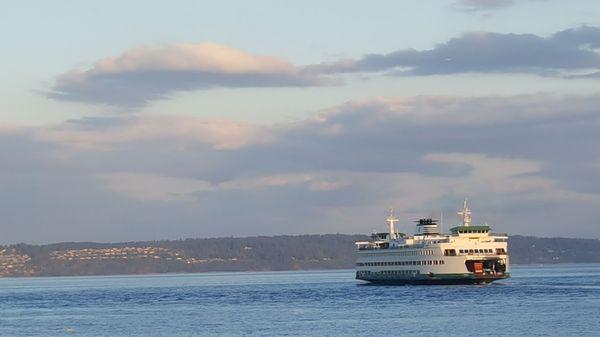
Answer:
[355, 199, 509, 285]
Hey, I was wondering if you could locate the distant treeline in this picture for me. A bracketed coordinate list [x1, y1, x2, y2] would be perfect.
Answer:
[2, 234, 600, 277]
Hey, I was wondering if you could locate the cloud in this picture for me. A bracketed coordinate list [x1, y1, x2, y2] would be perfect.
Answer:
[454, 0, 551, 13]
[309, 26, 600, 77]
[3, 93, 600, 243]
[99, 172, 345, 202]
[35, 115, 268, 150]
[45, 26, 600, 108]
[455, 0, 516, 11]
[46, 42, 325, 107]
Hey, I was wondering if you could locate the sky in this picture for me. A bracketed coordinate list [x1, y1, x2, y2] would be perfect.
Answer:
[1, 0, 600, 244]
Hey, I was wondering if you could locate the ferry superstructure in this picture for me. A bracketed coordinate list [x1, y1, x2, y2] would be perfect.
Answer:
[355, 199, 509, 285]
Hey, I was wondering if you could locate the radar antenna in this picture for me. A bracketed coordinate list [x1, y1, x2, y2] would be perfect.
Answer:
[457, 197, 472, 227]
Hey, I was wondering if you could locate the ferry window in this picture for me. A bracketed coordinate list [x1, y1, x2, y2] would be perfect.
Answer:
[444, 249, 456, 256]
[469, 249, 474, 254]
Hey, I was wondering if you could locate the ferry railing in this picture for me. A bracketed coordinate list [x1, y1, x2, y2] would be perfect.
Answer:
[490, 232, 508, 237]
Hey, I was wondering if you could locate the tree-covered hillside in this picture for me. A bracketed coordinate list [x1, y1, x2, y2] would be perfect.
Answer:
[1, 234, 599, 277]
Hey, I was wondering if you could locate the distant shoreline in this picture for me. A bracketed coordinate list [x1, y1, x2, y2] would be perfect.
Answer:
[1, 234, 599, 278]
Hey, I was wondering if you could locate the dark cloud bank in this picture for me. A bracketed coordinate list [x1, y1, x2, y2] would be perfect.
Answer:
[312, 26, 600, 77]
[3, 93, 600, 243]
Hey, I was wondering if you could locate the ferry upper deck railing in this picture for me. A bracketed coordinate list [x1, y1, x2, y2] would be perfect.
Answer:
[490, 232, 508, 237]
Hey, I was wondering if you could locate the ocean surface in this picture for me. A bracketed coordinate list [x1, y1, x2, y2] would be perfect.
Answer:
[0, 264, 599, 336]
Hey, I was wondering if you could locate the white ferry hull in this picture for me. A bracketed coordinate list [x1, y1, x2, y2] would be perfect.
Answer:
[356, 271, 510, 285]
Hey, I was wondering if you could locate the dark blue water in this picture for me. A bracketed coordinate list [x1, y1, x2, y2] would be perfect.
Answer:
[0, 264, 599, 336]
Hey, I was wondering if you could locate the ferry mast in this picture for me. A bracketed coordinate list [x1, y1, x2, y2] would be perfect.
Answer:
[386, 209, 399, 240]
[457, 198, 472, 227]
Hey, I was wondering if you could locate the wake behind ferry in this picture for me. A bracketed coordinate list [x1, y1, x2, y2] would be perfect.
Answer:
[355, 199, 509, 285]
